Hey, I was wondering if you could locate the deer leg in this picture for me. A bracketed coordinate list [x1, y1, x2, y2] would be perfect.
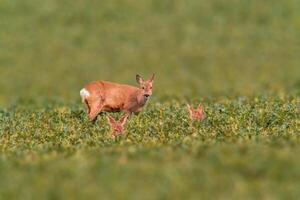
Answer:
[133, 108, 142, 115]
[84, 99, 91, 114]
[89, 101, 104, 123]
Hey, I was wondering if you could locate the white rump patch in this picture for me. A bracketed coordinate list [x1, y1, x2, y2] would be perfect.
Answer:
[80, 88, 90, 102]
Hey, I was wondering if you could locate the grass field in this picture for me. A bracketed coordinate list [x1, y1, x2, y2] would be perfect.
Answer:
[0, 0, 300, 199]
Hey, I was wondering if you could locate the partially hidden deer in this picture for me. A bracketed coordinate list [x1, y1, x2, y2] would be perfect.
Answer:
[106, 113, 129, 136]
[80, 74, 155, 122]
[187, 104, 205, 121]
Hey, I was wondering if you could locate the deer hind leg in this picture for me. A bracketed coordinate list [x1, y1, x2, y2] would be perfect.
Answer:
[84, 99, 91, 114]
[88, 101, 104, 123]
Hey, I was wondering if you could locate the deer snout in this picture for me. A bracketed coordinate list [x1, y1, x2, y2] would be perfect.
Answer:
[144, 94, 150, 98]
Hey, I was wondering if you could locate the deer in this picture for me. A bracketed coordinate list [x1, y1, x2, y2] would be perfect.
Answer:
[106, 113, 129, 136]
[187, 104, 205, 121]
[80, 74, 155, 122]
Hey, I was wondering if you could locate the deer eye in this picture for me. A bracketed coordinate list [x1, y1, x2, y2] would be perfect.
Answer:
[142, 87, 145, 89]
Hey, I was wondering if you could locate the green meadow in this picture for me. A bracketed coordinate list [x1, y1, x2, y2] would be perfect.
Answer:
[0, 0, 299, 199]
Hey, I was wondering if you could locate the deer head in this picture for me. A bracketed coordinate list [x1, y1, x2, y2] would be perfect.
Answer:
[136, 73, 155, 100]
[106, 113, 129, 136]
[187, 104, 205, 121]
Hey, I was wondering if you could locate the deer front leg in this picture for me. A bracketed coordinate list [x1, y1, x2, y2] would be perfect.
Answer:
[133, 108, 142, 115]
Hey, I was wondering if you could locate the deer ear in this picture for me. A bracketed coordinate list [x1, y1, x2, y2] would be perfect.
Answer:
[119, 113, 129, 126]
[107, 115, 116, 125]
[136, 74, 143, 84]
[150, 73, 155, 81]
[187, 104, 193, 113]
[197, 105, 203, 111]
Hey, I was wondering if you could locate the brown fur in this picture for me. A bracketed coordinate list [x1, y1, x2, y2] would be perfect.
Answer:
[106, 113, 129, 136]
[187, 104, 205, 121]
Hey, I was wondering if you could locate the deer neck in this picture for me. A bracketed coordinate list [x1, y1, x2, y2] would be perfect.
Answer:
[136, 89, 148, 106]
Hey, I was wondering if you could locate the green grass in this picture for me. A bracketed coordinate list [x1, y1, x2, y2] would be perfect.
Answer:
[0, 96, 299, 199]
[0, 0, 300, 199]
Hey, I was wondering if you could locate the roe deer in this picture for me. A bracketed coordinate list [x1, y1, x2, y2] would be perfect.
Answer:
[106, 113, 129, 136]
[80, 74, 155, 122]
[187, 104, 205, 121]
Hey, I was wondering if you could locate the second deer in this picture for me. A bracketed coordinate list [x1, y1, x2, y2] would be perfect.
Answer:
[187, 104, 205, 121]
[106, 113, 129, 136]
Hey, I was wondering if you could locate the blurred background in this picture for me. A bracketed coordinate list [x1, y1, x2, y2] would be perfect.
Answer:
[0, 0, 299, 107]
